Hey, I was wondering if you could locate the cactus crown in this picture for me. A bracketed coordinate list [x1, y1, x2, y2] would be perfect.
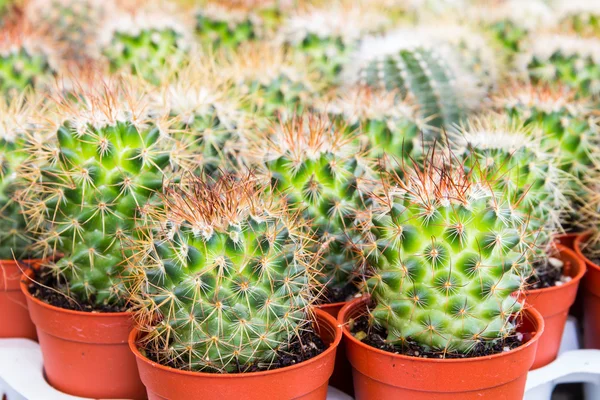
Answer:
[365, 152, 531, 354]
[21, 78, 197, 308]
[132, 173, 316, 372]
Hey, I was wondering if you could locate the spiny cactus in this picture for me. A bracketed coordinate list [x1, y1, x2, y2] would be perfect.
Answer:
[249, 115, 376, 303]
[279, 0, 388, 81]
[21, 79, 198, 308]
[0, 91, 44, 260]
[521, 34, 600, 99]
[364, 153, 531, 354]
[316, 87, 423, 163]
[222, 43, 319, 118]
[495, 85, 599, 201]
[342, 28, 490, 133]
[451, 115, 570, 261]
[555, 0, 600, 37]
[0, 13, 58, 96]
[194, 0, 282, 49]
[97, 4, 192, 85]
[153, 58, 250, 174]
[132, 173, 315, 372]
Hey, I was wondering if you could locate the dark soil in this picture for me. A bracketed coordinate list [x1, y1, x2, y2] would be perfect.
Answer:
[27, 268, 126, 313]
[350, 314, 523, 359]
[323, 282, 359, 304]
[143, 324, 326, 373]
[526, 258, 566, 290]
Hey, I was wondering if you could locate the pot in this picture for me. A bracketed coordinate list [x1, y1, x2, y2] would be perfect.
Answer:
[20, 270, 146, 399]
[0, 259, 42, 340]
[338, 296, 544, 399]
[553, 232, 580, 251]
[522, 245, 585, 369]
[129, 307, 342, 400]
[575, 232, 600, 349]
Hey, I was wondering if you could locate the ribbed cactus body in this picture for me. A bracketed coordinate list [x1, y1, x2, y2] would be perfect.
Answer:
[366, 162, 529, 353]
[0, 48, 51, 95]
[135, 176, 312, 372]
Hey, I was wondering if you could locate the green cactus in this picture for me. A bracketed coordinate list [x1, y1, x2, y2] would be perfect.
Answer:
[250, 115, 376, 303]
[99, 12, 190, 85]
[523, 34, 600, 99]
[555, 1, 600, 36]
[0, 92, 42, 259]
[22, 82, 196, 308]
[132, 173, 314, 372]
[365, 154, 531, 354]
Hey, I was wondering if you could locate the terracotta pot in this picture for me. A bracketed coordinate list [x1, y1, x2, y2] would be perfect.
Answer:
[20, 271, 146, 399]
[575, 232, 600, 349]
[0, 259, 42, 340]
[129, 308, 342, 400]
[338, 296, 544, 400]
[317, 301, 353, 396]
[521, 245, 585, 369]
[553, 232, 580, 251]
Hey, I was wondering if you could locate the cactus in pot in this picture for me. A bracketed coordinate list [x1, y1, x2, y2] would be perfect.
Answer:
[131, 172, 316, 372]
[247, 114, 377, 304]
[364, 152, 532, 354]
[20, 78, 198, 309]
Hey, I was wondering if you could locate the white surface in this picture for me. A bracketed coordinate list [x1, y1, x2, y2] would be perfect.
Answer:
[0, 318, 595, 400]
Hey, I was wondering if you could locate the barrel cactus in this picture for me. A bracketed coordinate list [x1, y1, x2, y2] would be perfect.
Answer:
[97, 4, 192, 84]
[22, 80, 197, 308]
[521, 34, 600, 99]
[0, 92, 44, 260]
[342, 28, 490, 133]
[364, 153, 531, 354]
[249, 114, 376, 303]
[131, 173, 315, 372]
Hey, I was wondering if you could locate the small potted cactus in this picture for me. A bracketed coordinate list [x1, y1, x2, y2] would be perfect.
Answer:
[128, 172, 341, 400]
[19, 78, 197, 399]
[0, 91, 45, 340]
[452, 115, 585, 369]
[338, 151, 544, 399]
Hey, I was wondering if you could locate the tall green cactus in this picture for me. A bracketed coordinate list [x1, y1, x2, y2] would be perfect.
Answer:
[22, 81, 197, 308]
[249, 115, 376, 302]
[365, 154, 531, 354]
[132, 173, 315, 372]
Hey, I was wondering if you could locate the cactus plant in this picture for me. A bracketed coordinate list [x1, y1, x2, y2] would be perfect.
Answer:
[97, 4, 192, 85]
[248, 114, 376, 303]
[131, 173, 315, 372]
[342, 28, 490, 133]
[0, 91, 44, 259]
[21, 79, 197, 308]
[521, 34, 600, 99]
[364, 152, 531, 354]
[555, 0, 600, 37]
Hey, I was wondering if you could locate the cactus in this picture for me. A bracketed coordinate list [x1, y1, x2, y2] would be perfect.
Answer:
[364, 152, 531, 354]
[495, 85, 598, 203]
[248, 115, 376, 303]
[0, 14, 57, 96]
[21, 79, 197, 308]
[195, 0, 282, 49]
[0, 92, 44, 259]
[342, 28, 490, 133]
[131, 173, 315, 372]
[279, 1, 388, 82]
[97, 5, 192, 85]
[316, 87, 423, 163]
[222, 43, 319, 118]
[555, 0, 600, 36]
[521, 34, 600, 99]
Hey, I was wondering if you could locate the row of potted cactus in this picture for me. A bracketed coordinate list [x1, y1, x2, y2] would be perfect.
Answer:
[1, 0, 600, 399]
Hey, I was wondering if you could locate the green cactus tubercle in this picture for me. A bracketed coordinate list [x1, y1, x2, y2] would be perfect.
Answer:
[0, 48, 52, 96]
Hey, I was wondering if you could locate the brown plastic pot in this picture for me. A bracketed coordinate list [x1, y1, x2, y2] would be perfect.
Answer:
[0, 259, 42, 340]
[317, 300, 353, 396]
[575, 232, 600, 349]
[129, 307, 342, 400]
[521, 245, 585, 369]
[339, 296, 544, 400]
[20, 270, 146, 399]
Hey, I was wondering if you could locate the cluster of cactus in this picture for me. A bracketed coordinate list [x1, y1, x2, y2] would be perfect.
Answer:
[132, 173, 314, 372]
[21, 82, 196, 308]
